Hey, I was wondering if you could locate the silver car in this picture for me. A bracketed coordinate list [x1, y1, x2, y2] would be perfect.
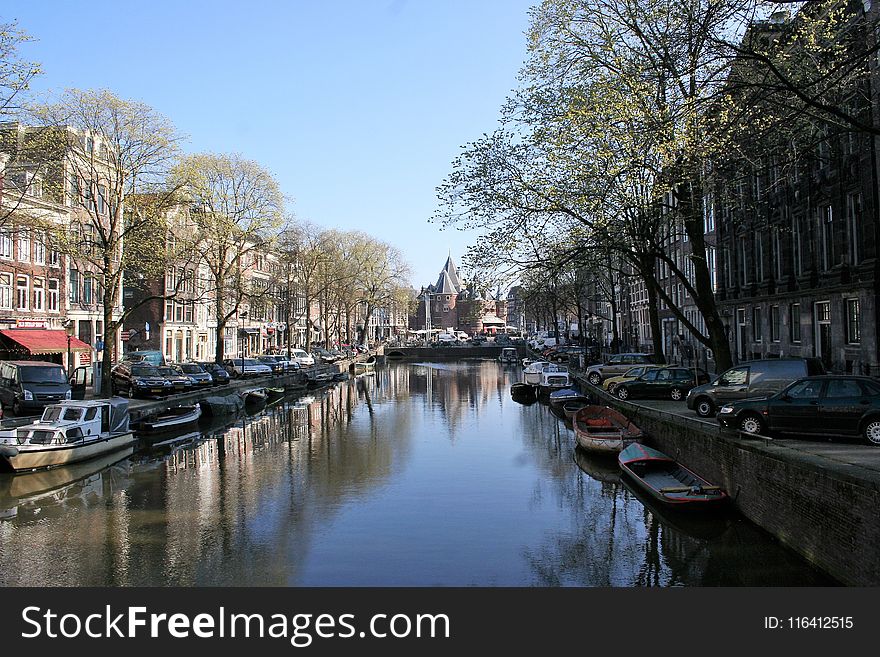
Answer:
[585, 353, 655, 386]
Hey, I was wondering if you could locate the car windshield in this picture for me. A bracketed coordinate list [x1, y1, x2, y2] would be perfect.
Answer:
[131, 365, 160, 377]
[156, 367, 177, 376]
[20, 366, 67, 384]
[244, 359, 259, 366]
[179, 364, 203, 373]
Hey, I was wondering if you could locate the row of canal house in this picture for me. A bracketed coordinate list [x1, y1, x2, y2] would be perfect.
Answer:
[0, 124, 119, 373]
[2, 122, 409, 369]
[623, 5, 880, 375]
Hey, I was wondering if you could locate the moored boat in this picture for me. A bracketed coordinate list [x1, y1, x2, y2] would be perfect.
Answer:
[134, 405, 202, 433]
[522, 361, 551, 386]
[240, 388, 268, 404]
[573, 405, 644, 454]
[618, 443, 728, 509]
[510, 382, 537, 404]
[548, 387, 589, 408]
[0, 399, 135, 473]
[563, 400, 589, 419]
[537, 365, 570, 398]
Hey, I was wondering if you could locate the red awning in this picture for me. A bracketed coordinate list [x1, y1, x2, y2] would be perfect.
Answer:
[0, 329, 93, 354]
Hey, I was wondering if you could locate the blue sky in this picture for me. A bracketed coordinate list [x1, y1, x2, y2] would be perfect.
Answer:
[3, 0, 536, 289]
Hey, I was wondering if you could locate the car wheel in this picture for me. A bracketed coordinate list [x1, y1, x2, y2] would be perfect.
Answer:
[588, 372, 601, 386]
[862, 419, 880, 446]
[695, 398, 715, 418]
[616, 387, 629, 401]
[739, 413, 765, 436]
[670, 387, 684, 401]
[607, 383, 617, 394]
[12, 399, 22, 416]
[128, 386, 136, 399]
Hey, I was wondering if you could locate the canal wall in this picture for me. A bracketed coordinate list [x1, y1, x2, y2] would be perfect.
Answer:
[126, 362, 342, 422]
[577, 376, 880, 586]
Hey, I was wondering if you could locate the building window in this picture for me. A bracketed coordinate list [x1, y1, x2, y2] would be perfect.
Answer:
[846, 193, 861, 265]
[789, 304, 802, 343]
[17, 232, 30, 262]
[770, 305, 780, 342]
[755, 232, 764, 282]
[82, 274, 93, 305]
[0, 273, 12, 309]
[33, 238, 46, 265]
[818, 205, 833, 271]
[32, 277, 44, 312]
[703, 194, 715, 233]
[165, 299, 174, 321]
[0, 231, 11, 259]
[706, 246, 717, 292]
[752, 306, 762, 343]
[48, 279, 59, 312]
[791, 214, 803, 277]
[771, 228, 782, 281]
[97, 184, 107, 214]
[739, 237, 748, 286]
[69, 269, 80, 303]
[49, 244, 61, 267]
[16, 275, 28, 310]
[846, 298, 861, 344]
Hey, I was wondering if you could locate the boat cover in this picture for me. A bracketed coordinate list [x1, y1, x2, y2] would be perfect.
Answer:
[108, 398, 130, 433]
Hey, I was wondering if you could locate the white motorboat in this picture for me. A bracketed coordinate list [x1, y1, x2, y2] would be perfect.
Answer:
[538, 365, 571, 396]
[523, 361, 552, 386]
[0, 399, 135, 473]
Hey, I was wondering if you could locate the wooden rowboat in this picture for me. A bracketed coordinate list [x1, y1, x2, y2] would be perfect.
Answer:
[618, 443, 728, 509]
[135, 405, 202, 433]
[573, 405, 644, 454]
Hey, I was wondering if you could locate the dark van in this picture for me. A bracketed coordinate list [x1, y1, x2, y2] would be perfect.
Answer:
[686, 358, 826, 418]
[0, 360, 72, 416]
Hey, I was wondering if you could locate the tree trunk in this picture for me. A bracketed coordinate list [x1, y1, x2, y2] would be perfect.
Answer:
[677, 180, 733, 372]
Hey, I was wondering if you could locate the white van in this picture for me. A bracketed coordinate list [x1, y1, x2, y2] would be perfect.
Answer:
[436, 333, 457, 344]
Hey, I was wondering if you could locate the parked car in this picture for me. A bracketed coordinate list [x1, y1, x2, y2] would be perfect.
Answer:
[289, 349, 315, 367]
[224, 358, 273, 378]
[602, 365, 664, 394]
[585, 353, 655, 386]
[312, 348, 338, 363]
[0, 360, 72, 416]
[716, 376, 880, 446]
[686, 358, 826, 418]
[121, 349, 166, 367]
[111, 362, 174, 399]
[615, 366, 709, 401]
[198, 362, 231, 385]
[546, 346, 587, 363]
[155, 366, 194, 393]
[256, 355, 285, 374]
[172, 362, 214, 388]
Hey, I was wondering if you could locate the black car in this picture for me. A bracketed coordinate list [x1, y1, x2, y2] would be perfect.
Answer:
[173, 362, 214, 387]
[155, 366, 193, 393]
[716, 375, 880, 446]
[112, 362, 174, 398]
[198, 362, 231, 385]
[615, 366, 710, 401]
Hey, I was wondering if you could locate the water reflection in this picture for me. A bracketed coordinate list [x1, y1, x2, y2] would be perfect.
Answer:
[0, 362, 834, 586]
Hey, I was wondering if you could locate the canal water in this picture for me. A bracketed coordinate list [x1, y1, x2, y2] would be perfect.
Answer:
[0, 361, 834, 586]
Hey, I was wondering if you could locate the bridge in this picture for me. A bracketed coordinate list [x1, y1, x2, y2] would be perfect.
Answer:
[382, 345, 526, 360]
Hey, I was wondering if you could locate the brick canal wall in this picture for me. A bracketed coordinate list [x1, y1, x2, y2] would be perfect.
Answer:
[578, 376, 880, 585]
